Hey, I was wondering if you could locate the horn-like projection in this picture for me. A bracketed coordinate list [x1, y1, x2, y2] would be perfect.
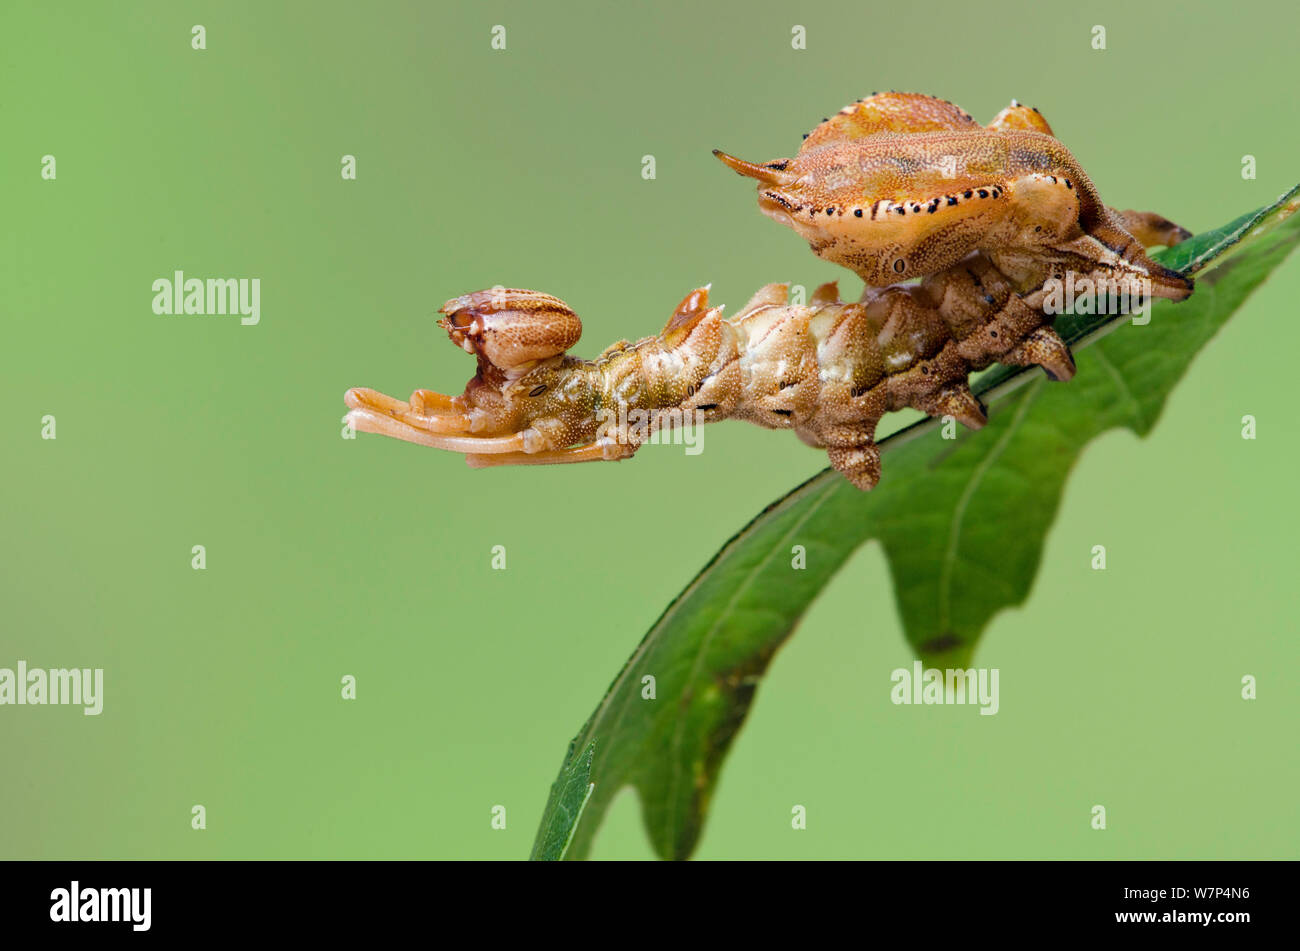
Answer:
[712, 149, 796, 186]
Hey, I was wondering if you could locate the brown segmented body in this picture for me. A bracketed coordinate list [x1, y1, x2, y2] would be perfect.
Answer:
[346, 254, 1106, 489]
[344, 93, 1194, 489]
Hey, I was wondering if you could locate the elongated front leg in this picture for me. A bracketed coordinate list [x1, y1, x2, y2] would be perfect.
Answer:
[346, 387, 473, 435]
[344, 388, 526, 451]
[466, 439, 639, 469]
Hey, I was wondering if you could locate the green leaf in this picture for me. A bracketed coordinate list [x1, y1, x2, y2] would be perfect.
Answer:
[529, 738, 596, 860]
[531, 186, 1300, 861]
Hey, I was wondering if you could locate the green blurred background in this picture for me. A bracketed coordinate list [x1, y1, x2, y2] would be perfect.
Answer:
[3, 0, 1297, 859]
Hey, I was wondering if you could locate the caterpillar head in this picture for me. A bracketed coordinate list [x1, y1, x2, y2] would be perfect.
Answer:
[712, 149, 806, 229]
[438, 288, 582, 382]
[713, 147, 870, 260]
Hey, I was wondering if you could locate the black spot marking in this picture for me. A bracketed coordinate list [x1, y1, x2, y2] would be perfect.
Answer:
[977, 189, 989, 198]
[1064, 178, 1073, 189]
[928, 199, 939, 213]
[826, 207, 835, 215]
[779, 380, 795, 390]
[896, 206, 906, 215]
[946, 195, 958, 206]
[696, 403, 718, 411]
[764, 160, 790, 171]
[854, 208, 863, 217]
[528, 385, 548, 397]
[963, 190, 973, 198]
[893, 259, 906, 273]
[772, 408, 793, 417]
